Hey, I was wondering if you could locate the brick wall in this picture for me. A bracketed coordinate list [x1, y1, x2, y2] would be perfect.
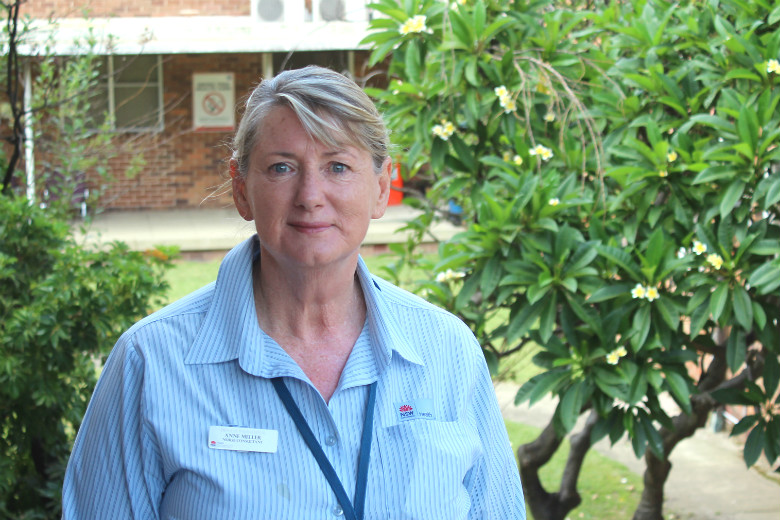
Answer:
[94, 53, 262, 210]
[28, 0, 249, 18]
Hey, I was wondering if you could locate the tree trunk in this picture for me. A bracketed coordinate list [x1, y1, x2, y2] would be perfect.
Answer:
[632, 334, 755, 520]
[518, 410, 598, 520]
[632, 398, 711, 520]
[2, 0, 23, 195]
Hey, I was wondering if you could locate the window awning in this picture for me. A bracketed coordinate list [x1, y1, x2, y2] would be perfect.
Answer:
[21, 16, 373, 56]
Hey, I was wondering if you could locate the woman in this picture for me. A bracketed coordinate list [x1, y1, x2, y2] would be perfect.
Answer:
[62, 66, 525, 519]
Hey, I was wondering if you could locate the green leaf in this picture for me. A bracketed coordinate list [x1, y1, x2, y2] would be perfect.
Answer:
[771, 4, 780, 24]
[559, 380, 587, 433]
[727, 329, 746, 373]
[724, 68, 761, 82]
[506, 300, 544, 345]
[688, 114, 735, 134]
[640, 413, 664, 459]
[748, 239, 780, 256]
[528, 369, 570, 406]
[732, 285, 753, 330]
[630, 414, 648, 458]
[539, 291, 558, 344]
[482, 15, 513, 43]
[752, 301, 767, 330]
[473, 0, 486, 35]
[632, 304, 651, 351]
[710, 283, 729, 323]
[448, 8, 474, 49]
[366, 3, 411, 23]
[450, 134, 477, 172]
[628, 367, 648, 405]
[764, 175, 780, 209]
[737, 104, 759, 154]
[720, 180, 746, 218]
[691, 165, 737, 185]
[404, 40, 422, 82]
[654, 296, 679, 330]
[480, 255, 502, 299]
[554, 226, 580, 264]
[565, 243, 599, 274]
[596, 245, 642, 281]
[593, 366, 626, 387]
[664, 370, 692, 414]
[645, 227, 665, 268]
[527, 282, 552, 305]
[712, 385, 764, 406]
[454, 272, 480, 310]
[748, 261, 780, 295]
[731, 415, 759, 437]
[763, 355, 780, 399]
[744, 425, 765, 468]
[588, 283, 632, 303]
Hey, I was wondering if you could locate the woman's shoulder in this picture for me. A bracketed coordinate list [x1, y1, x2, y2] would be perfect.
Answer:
[122, 282, 216, 347]
[368, 273, 477, 344]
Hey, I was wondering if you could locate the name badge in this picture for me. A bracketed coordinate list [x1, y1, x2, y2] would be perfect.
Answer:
[394, 398, 435, 422]
[208, 426, 279, 453]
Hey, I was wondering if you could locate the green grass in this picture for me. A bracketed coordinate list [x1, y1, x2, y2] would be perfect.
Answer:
[163, 258, 222, 304]
[505, 421, 644, 520]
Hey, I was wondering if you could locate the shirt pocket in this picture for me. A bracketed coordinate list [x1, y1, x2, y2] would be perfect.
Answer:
[374, 419, 480, 520]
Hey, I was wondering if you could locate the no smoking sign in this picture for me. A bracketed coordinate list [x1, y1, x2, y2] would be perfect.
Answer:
[202, 92, 226, 117]
[193, 73, 235, 131]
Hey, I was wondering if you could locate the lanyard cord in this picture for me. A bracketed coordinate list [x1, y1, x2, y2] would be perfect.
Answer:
[271, 378, 378, 520]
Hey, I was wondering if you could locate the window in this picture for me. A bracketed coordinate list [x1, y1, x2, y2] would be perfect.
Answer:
[90, 55, 164, 132]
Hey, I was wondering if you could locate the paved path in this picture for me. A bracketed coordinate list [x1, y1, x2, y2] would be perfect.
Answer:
[495, 382, 780, 520]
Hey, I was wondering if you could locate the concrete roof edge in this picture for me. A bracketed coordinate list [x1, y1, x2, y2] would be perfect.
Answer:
[20, 16, 372, 56]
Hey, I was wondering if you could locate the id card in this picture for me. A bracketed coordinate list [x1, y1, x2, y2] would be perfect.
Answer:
[208, 426, 278, 453]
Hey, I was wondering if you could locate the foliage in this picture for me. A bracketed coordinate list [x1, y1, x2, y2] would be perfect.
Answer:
[0, 3, 172, 518]
[364, 0, 780, 517]
[0, 195, 174, 518]
[1, 2, 145, 211]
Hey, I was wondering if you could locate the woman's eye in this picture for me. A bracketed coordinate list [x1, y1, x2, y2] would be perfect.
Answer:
[270, 163, 291, 174]
[330, 162, 348, 174]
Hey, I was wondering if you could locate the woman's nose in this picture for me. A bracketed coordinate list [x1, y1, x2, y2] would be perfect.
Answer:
[293, 169, 326, 210]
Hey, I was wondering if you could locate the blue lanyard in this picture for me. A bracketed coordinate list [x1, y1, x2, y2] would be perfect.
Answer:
[272, 378, 378, 520]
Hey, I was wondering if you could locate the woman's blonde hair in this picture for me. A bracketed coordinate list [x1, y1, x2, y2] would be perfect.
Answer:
[231, 66, 389, 176]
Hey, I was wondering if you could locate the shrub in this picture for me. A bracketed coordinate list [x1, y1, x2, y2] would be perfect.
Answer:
[364, 0, 780, 518]
[0, 195, 173, 518]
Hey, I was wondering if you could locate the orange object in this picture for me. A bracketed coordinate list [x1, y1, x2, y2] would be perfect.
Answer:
[388, 160, 404, 205]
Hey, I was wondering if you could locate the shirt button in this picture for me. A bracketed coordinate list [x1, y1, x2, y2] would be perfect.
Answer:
[332, 504, 344, 517]
[325, 435, 337, 446]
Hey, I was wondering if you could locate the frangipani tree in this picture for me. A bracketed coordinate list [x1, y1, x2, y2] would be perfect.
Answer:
[363, 1, 780, 519]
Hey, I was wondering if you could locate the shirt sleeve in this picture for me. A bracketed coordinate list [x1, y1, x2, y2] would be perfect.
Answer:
[62, 333, 165, 519]
[464, 337, 527, 520]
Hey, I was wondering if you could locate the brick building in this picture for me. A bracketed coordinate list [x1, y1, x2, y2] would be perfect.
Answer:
[22, 0, 381, 211]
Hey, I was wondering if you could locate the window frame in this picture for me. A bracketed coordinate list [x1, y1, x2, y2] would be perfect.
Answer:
[103, 54, 164, 133]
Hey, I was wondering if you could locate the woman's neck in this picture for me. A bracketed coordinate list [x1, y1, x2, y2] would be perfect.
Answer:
[251, 253, 367, 402]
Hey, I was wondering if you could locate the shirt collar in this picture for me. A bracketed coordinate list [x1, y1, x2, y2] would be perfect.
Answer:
[356, 255, 424, 369]
[184, 236, 424, 373]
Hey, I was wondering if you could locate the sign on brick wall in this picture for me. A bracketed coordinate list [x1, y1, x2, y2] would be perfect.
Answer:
[193, 73, 235, 132]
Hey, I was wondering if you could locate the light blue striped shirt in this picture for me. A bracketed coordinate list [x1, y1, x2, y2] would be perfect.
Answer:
[62, 236, 525, 519]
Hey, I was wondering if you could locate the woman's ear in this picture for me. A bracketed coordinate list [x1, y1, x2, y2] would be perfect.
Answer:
[372, 157, 392, 219]
[230, 159, 253, 222]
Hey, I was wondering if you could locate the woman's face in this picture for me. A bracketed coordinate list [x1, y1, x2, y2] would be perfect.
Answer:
[232, 105, 390, 270]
